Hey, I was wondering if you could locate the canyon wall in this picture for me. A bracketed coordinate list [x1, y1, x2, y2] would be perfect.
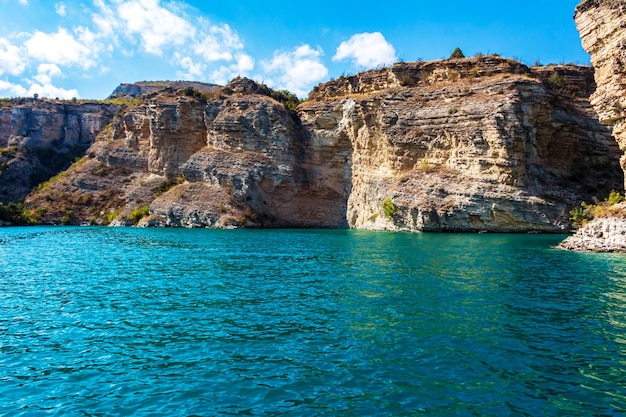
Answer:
[0, 100, 119, 203]
[558, 0, 626, 251]
[301, 57, 621, 232]
[576, 0, 626, 184]
[2, 57, 622, 231]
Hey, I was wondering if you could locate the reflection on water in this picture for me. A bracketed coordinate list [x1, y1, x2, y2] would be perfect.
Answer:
[1, 227, 625, 416]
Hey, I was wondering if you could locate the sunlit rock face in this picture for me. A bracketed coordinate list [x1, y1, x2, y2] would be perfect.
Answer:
[7, 58, 623, 231]
[301, 57, 621, 232]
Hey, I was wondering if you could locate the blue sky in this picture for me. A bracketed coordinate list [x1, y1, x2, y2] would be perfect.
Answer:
[0, 0, 587, 99]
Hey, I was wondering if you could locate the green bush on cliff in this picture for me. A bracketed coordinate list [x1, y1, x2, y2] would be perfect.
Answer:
[0, 202, 37, 225]
[607, 190, 624, 205]
[548, 72, 565, 87]
[383, 197, 398, 220]
[268, 89, 301, 112]
[450, 48, 465, 59]
[130, 206, 150, 223]
[61, 208, 73, 225]
[570, 190, 625, 225]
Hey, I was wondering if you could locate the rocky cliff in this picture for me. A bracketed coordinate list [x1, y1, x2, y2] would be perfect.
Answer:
[0, 99, 120, 203]
[558, 0, 626, 251]
[301, 58, 621, 232]
[575, 0, 626, 179]
[107, 81, 221, 99]
[8, 56, 620, 232]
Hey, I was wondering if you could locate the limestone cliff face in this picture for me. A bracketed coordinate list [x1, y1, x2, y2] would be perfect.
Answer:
[26, 80, 349, 228]
[557, 0, 626, 251]
[18, 58, 624, 231]
[576, 0, 626, 181]
[301, 57, 621, 232]
[108, 81, 221, 99]
[0, 100, 119, 203]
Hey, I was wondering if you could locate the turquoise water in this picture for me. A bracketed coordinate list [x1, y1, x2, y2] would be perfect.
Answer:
[1, 227, 626, 416]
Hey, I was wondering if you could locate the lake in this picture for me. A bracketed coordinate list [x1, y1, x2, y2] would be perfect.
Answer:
[1, 227, 625, 416]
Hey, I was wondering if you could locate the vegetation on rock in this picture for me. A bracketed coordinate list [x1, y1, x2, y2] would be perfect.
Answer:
[0, 202, 38, 225]
[570, 190, 626, 225]
[130, 206, 150, 223]
[383, 197, 398, 220]
[450, 48, 465, 59]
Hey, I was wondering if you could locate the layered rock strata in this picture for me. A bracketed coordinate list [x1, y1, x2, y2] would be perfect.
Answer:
[301, 58, 621, 232]
[0, 100, 119, 203]
[575, 0, 626, 180]
[9, 57, 624, 231]
[559, 0, 626, 251]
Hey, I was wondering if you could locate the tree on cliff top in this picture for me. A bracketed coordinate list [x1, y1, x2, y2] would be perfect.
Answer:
[450, 48, 465, 59]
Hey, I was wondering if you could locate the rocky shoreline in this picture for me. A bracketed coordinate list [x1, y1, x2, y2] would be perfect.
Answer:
[559, 211, 626, 252]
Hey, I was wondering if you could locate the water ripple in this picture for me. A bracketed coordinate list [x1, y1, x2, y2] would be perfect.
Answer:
[1, 228, 625, 415]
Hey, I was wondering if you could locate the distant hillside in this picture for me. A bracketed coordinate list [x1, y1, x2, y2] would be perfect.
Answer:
[107, 81, 221, 99]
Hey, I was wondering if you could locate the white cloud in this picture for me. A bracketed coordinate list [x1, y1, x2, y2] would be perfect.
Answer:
[262, 45, 328, 97]
[0, 38, 26, 76]
[92, 0, 118, 38]
[333, 32, 397, 68]
[174, 53, 206, 79]
[33, 63, 62, 85]
[0, 64, 78, 99]
[116, 0, 196, 55]
[29, 64, 78, 99]
[25, 28, 100, 69]
[0, 80, 27, 97]
[55, 2, 66, 16]
[18, 0, 28, 5]
[195, 23, 243, 62]
[27, 82, 78, 99]
[211, 53, 254, 85]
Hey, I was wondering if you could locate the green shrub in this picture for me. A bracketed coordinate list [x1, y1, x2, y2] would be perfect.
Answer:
[0, 146, 17, 158]
[0, 202, 37, 225]
[569, 205, 592, 225]
[548, 72, 564, 87]
[107, 209, 121, 224]
[450, 48, 465, 59]
[570, 191, 626, 225]
[607, 190, 624, 205]
[130, 205, 150, 223]
[383, 197, 398, 220]
[269, 89, 302, 112]
[61, 209, 72, 225]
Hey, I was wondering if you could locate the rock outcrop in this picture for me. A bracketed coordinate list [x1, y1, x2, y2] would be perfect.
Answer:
[301, 57, 621, 232]
[560, 0, 626, 251]
[107, 81, 221, 99]
[0, 99, 120, 203]
[14, 58, 622, 231]
[576, 0, 626, 179]
[559, 205, 626, 252]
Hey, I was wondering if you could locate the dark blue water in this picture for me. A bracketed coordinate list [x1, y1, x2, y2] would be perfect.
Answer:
[1, 227, 625, 416]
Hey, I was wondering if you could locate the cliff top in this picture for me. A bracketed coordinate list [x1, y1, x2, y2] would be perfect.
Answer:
[107, 81, 221, 99]
[575, 0, 625, 15]
[0, 56, 594, 112]
[307, 55, 594, 101]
